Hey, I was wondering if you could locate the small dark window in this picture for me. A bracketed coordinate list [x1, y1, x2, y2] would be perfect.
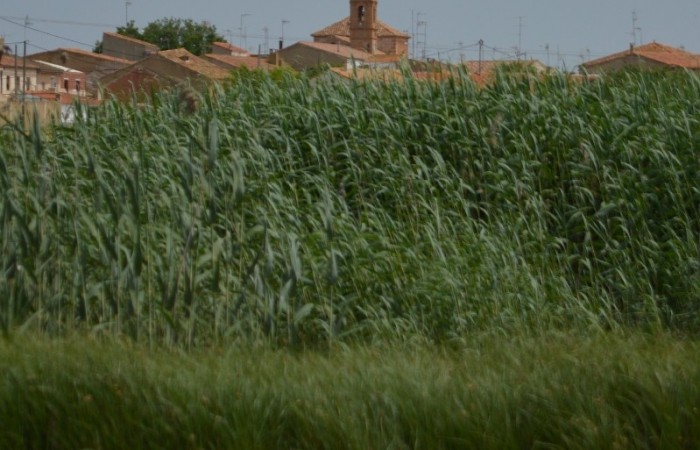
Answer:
[76, 80, 81, 92]
[64, 78, 69, 91]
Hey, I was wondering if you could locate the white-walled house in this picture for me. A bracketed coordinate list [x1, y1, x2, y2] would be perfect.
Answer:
[0, 54, 40, 102]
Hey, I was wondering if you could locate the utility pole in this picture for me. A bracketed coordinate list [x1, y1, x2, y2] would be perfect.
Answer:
[478, 39, 484, 74]
[14, 44, 18, 98]
[22, 40, 26, 120]
[263, 27, 269, 55]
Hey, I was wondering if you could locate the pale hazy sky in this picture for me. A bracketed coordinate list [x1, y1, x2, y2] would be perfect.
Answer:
[2, 0, 700, 69]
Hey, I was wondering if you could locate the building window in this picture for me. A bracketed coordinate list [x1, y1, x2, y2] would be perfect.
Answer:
[15, 76, 20, 91]
[76, 80, 81, 92]
[64, 78, 69, 91]
[26, 77, 31, 91]
[6, 76, 9, 91]
[50, 76, 56, 89]
[358, 5, 366, 21]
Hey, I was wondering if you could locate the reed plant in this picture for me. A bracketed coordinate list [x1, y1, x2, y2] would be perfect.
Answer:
[1, 68, 699, 347]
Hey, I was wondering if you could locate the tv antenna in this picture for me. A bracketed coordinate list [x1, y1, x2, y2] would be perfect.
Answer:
[631, 10, 642, 46]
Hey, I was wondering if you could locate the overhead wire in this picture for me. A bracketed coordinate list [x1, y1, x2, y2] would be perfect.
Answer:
[0, 15, 117, 28]
[0, 16, 95, 48]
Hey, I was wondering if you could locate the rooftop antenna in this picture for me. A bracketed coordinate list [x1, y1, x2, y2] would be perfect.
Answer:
[239, 13, 251, 49]
[631, 10, 642, 46]
[416, 12, 427, 60]
[24, 15, 32, 42]
[579, 48, 590, 65]
[456, 41, 464, 63]
[410, 10, 418, 59]
[280, 19, 289, 50]
[125, 1, 132, 27]
[263, 27, 269, 55]
[515, 16, 524, 60]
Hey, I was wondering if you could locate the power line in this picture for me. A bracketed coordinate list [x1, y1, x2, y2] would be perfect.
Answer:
[0, 16, 95, 48]
[26, 42, 52, 52]
[0, 15, 117, 28]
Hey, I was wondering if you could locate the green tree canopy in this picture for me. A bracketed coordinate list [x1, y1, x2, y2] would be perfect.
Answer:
[96, 18, 225, 56]
[116, 20, 142, 40]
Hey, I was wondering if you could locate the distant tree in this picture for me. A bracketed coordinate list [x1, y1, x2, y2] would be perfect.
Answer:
[116, 20, 142, 40]
[142, 18, 224, 56]
[93, 40, 103, 54]
[92, 18, 224, 56]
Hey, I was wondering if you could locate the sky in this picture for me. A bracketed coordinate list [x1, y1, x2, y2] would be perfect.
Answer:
[2, 0, 700, 70]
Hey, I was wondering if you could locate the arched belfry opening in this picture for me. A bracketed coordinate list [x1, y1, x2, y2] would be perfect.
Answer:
[358, 6, 366, 22]
[349, 0, 378, 54]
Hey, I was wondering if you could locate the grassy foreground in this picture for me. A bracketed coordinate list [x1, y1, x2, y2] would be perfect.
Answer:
[1, 332, 700, 449]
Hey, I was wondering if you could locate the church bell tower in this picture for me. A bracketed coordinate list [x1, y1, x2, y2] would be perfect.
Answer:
[349, 0, 378, 54]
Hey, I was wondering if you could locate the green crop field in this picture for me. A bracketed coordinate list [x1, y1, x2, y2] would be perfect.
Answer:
[2, 333, 700, 449]
[1, 66, 700, 448]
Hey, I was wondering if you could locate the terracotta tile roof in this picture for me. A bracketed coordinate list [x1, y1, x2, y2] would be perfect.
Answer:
[460, 60, 548, 86]
[330, 67, 450, 83]
[204, 53, 272, 70]
[582, 42, 700, 70]
[29, 48, 132, 64]
[462, 59, 547, 75]
[330, 67, 403, 81]
[212, 42, 250, 55]
[204, 53, 274, 69]
[312, 17, 410, 39]
[368, 54, 402, 64]
[156, 49, 231, 80]
[0, 54, 41, 70]
[32, 60, 83, 73]
[103, 32, 159, 50]
[291, 41, 378, 60]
